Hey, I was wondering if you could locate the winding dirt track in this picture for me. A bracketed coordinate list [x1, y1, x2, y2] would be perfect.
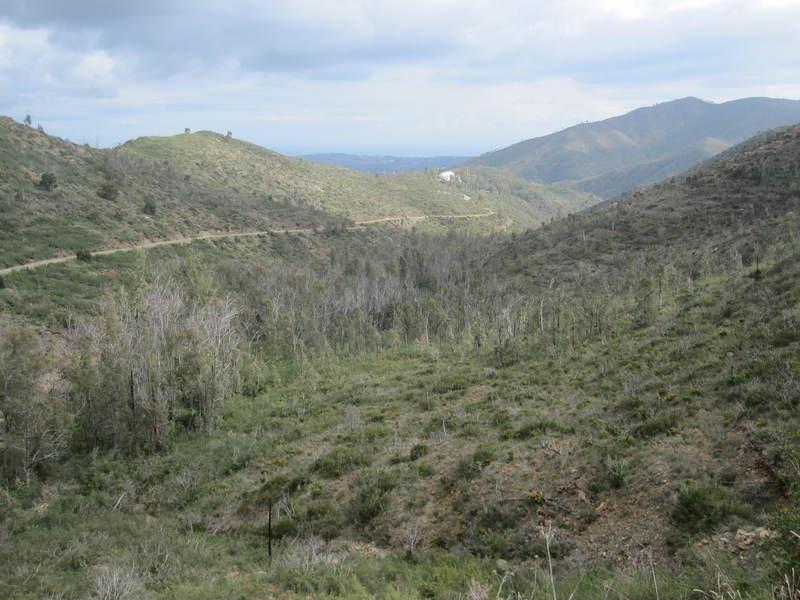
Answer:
[0, 209, 495, 276]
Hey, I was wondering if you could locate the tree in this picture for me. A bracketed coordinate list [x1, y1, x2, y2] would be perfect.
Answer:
[38, 172, 58, 192]
[23, 114, 31, 126]
[184, 128, 191, 134]
[0, 275, 4, 289]
[68, 279, 240, 453]
[76, 249, 92, 262]
[0, 327, 71, 484]
[143, 198, 157, 216]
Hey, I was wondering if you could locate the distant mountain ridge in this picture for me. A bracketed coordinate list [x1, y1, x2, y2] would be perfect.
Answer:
[300, 153, 472, 174]
[469, 96, 800, 198]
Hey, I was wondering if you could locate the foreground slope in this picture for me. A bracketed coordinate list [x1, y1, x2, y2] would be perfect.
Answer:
[0, 118, 596, 269]
[470, 96, 800, 198]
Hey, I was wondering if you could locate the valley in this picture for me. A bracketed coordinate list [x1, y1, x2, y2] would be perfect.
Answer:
[1, 117, 799, 599]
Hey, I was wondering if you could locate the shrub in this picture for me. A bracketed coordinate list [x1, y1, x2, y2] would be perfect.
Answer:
[271, 517, 298, 540]
[588, 457, 628, 493]
[93, 563, 145, 600]
[454, 444, 496, 481]
[633, 413, 678, 439]
[97, 182, 119, 201]
[771, 496, 800, 569]
[38, 172, 58, 191]
[409, 444, 429, 461]
[0, 275, 4, 289]
[76, 249, 92, 262]
[143, 199, 157, 216]
[672, 486, 743, 534]
[303, 496, 342, 540]
[312, 446, 371, 478]
[348, 470, 397, 526]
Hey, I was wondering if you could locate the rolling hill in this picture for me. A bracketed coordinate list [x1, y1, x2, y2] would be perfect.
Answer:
[469, 96, 800, 198]
[0, 117, 597, 269]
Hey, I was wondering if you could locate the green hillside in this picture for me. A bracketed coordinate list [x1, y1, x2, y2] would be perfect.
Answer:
[2, 121, 800, 599]
[470, 96, 800, 198]
[0, 118, 597, 270]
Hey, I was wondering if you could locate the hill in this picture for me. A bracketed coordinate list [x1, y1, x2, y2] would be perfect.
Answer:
[469, 96, 800, 198]
[1, 126, 799, 598]
[299, 153, 472, 174]
[0, 118, 597, 269]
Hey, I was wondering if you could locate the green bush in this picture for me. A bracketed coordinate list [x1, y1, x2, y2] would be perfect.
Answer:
[348, 470, 397, 526]
[303, 496, 342, 540]
[97, 182, 119, 201]
[409, 444, 429, 462]
[771, 495, 800, 569]
[588, 457, 628, 493]
[75, 249, 92, 262]
[453, 444, 496, 481]
[633, 413, 678, 438]
[312, 446, 371, 478]
[672, 486, 743, 534]
[38, 172, 57, 191]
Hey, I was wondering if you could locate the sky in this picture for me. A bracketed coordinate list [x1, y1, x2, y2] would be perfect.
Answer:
[0, 0, 799, 155]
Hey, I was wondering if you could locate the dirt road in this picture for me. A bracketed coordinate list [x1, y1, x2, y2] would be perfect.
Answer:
[0, 209, 495, 276]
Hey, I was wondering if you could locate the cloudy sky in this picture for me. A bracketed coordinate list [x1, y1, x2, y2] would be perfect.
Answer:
[0, 0, 798, 155]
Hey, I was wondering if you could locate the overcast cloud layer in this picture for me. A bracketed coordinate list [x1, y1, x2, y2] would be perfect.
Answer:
[1, 0, 799, 154]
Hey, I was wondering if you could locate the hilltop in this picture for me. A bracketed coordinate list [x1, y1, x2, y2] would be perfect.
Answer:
[0, 118, 597, 269]
[469, 96, 800, 198]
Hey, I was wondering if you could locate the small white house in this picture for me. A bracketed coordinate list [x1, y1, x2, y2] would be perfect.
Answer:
[438, 170, 457, 183]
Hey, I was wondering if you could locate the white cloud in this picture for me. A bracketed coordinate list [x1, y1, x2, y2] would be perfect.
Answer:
[0, 0, 798, 153]
[72, 51, 115, 85]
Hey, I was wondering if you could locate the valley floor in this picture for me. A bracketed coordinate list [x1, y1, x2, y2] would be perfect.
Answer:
[2, 244, 799, 598]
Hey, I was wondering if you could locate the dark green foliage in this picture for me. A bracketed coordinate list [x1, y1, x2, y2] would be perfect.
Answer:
[505, 418, 575, 440]
[303, 496, 342, 540]
[270, 517, 297, 539]
[588, 457, 628, 494]
[348, 469, 397, 526]
[455, 499, 572, 560]
[312, 446, 372, 478]
[672, 486, 745, 534]
[38, 172, 58, 191]
[75, 249, 92, 262]
[97, 181, 119, 201]
[633, 413, 678, 439]
[771, 497, 800, 568]
[143, 198, 157, 215]
[453, 444, 496, 481]
[409, 443, 429, 461]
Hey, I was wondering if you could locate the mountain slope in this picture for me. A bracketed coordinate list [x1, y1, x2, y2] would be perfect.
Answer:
[470, 96, 800, 198]
[3, 126, 800, 599]
[0, 118, 597, 268]
[501, 123, 800, 279]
